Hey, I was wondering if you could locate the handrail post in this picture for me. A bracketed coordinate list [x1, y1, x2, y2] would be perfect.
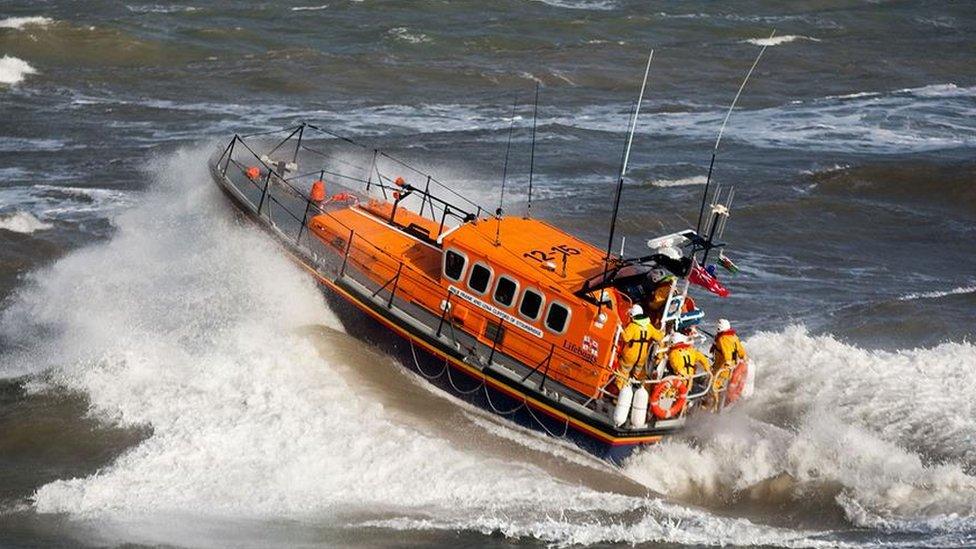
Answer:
[539, 343, 555, 390]
[420, 175, 432, 219]
[338, 229, 354, 278]
[293, 123, 305, 164]
[257, 169, 272, 214]
[387, 262, 403, 308]
[436, 291, 452, 337]
[365, 149, 378, 194]
[221, 137, 236, 176]
[437, 205, 450, 238]
[487, 317, 505, 365]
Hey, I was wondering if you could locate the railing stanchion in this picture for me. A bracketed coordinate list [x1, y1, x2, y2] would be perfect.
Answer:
[488, 317, 505, 365]
[293, 123, 305, 164]
[257, 170, 272, 214]
[539, 343, 555, 390]
[338, 229, 354, 278]
[437, 206, 450, 238]
[436, 291, 452, 338]
[220, 137, 236, 176]
[387, 262, 403, 308]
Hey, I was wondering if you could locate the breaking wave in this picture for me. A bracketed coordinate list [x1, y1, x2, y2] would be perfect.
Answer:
[71, 82, 976, 154]
[624, 326, 976, 536]
[0, 147, 806, 547]
[743, 35, 820, 47]
[0, 210, 52, 234]
[0, 16, 54, 29]
[0, 55, 37, 85]
[898, 285, 976, 301]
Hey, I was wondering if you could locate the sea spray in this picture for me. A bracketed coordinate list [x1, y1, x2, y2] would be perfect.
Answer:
[12, 147, 813, 547]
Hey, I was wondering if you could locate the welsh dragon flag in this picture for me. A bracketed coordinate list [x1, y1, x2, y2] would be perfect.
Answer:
[689, 260, 730, 298]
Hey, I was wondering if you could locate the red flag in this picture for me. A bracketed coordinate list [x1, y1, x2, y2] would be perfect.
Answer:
[689, 261, 730, 297]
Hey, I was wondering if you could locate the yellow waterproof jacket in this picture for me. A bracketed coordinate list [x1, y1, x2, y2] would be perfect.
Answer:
[645, 280, 673, 313]
[711, 330, 747, 369]
[620, 316, 663, 369]
[668, 343, 710, 377]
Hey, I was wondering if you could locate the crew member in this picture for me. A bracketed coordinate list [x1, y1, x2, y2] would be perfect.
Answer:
[642, 268, 674, 325]
[667, 332, 710, 379]
[617, 304, 663, 389]
[711, 318, 747, 372]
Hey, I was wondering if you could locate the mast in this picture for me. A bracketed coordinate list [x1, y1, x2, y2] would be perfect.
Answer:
[495, 97, 519, 246]
[604, 50, 654, 263]
[525, 82, 540, 219]
[695, 30, 775, 236]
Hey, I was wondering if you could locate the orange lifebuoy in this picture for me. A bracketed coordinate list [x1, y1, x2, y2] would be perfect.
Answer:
[650, 377, 688, 419]
[245, 166, 261, 180]
[725, 360, 748, 405]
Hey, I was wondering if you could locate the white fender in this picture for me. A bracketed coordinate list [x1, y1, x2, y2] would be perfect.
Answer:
[613, 383, 633, 427]
[630, 385, 649, 428]
[743, 360, 756, 399]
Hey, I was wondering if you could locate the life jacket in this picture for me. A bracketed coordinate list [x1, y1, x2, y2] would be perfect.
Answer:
[620, 316, 660, 369]
[712, 329, 744, 365]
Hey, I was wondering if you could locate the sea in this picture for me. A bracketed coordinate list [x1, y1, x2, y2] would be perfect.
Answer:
[0, 1, 974, 547]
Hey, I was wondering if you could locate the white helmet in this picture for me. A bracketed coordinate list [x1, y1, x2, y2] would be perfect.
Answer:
[716, 318, 731, 332]
[629, 304, 644, 318]
[649, 269, 667, 283]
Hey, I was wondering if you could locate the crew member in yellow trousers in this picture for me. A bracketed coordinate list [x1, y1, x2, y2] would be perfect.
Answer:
[616, 304, 663, 389]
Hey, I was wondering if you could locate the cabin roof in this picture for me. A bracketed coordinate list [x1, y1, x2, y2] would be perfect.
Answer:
[441, 216, 608, 297]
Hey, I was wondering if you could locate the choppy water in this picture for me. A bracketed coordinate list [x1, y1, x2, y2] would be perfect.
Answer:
[1, 1, 974, 547]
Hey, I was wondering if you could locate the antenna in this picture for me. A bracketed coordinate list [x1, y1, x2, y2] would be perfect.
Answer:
[495, 97, 519, 246]
[695, 30, 775, 236]
[605, 50, 654, 263]
[525, 82, 540, 219]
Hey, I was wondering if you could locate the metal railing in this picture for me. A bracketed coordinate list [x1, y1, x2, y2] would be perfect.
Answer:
[212, 128, 726, 429]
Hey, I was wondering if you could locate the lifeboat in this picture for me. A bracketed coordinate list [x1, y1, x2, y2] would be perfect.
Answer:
[208, 122, 752, 463]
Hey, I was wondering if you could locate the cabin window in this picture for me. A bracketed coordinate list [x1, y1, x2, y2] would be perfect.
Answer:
[493, 275, 519, 308]
[444, 250, 467, 282]
[545, 302, 571, 334]
[468, 263, 493, 295]
[519, 288, 545, 321]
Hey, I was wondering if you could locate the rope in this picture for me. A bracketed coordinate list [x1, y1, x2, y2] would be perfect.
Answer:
[482, 384, 525, 415]
[409, 340, 447, 380]
[444, 359, 485, 395]
[525, 401, 570, 439]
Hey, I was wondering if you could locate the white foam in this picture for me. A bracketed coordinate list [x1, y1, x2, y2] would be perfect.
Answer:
[0, 16, 53, 29]
[1, 146, 837, 547]
[291, 4, 328, 10]
[0, 55, 37, 86]
[386, 27, 431, 44]
[124, 5, 199, 14]
[650, 175, 707, 187]
[623, 327, 976, 533]
[743, 35, 820, 46]
[899, 284, 976, 301]
[531, 0, 616, 10]
[0, 210, 52, 234]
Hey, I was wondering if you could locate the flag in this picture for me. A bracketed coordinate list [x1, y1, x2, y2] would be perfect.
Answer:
[689, 261, 730, 297]
[718, 251, 740, 274]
